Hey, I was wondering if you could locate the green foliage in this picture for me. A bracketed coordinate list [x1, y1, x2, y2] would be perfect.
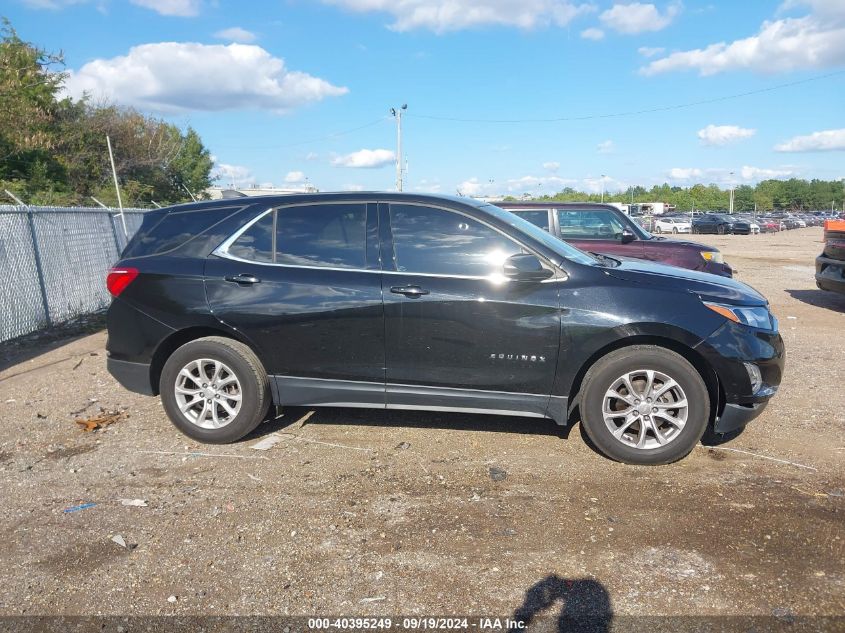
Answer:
[0, 19, 214, 207]
[516, 178, 844, 212]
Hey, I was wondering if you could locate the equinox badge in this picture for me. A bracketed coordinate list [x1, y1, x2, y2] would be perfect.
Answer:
[490, 353, 546, 363]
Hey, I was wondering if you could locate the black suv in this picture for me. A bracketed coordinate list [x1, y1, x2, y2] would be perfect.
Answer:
[692, 214, 752, 235]
[106, 193, 784, 465]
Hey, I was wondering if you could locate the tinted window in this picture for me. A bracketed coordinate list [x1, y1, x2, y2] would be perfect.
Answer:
[228, 211, 274, 263]
[276, 203, 366, 269]
[125, 206, 240, 258]
[558, 209, 627, 239]
[390, 204, 522, 276]
[512, 210, 550, 231]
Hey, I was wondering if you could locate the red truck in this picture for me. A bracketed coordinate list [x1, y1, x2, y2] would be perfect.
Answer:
[816, 219, 845, 294]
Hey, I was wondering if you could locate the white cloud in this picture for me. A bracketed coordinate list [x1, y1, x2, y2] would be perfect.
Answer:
[667, 167, 704, 182]
[739, 165, 795, 180]
[130, 0, 201, 17]
[305, 152, 319, 161]
[284, 171, 306, 183]
[543, 161, 560, 172]
[332, 148, 395, 168]
[638, 46, 665, 57]
[321, 0, 595, 32]
[600, 2, 680, 34]
[697, 124, 756, 146]
[62, 42, 348, 114]
[213, 163, 255, 187]
[667, 166, 797, 183]
[642, 3, 845, 75]
[581, 27, 605, 40]
[342, 184, 366, 191]
[774, 128, 845, 152]
[214, 27, 257, 43]
[597, 140, 615, 153]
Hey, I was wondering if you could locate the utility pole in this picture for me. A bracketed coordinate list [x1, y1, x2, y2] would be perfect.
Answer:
[728, 171, 735, 214]
[390, 104, 407, 191]
[600, 174, 606, 203]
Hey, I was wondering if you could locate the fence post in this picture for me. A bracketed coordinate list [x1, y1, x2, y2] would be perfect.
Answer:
[109, 212, 123, 258]
[24, 208, 52, 327]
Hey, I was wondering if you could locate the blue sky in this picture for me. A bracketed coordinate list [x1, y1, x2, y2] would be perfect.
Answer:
[6, 0, 845, 196]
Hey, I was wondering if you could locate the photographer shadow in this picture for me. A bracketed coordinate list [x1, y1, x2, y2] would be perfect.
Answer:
[510, 575, 613, 633]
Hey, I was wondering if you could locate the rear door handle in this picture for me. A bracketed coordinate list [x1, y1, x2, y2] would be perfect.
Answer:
[390, 285, 429, 298]
[225, 273, 261, 285]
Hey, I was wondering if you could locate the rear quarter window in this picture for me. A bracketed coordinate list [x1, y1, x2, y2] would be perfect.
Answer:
[123, 206, 244, 258]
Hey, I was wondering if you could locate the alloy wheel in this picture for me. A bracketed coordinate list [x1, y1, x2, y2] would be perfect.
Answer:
[602, 369, 688, 450]
[174, 358, 242, 429]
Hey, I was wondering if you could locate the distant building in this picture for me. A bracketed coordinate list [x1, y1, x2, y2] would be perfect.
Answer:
[206, 183, 318, 200]
[630, 202, 676, 216]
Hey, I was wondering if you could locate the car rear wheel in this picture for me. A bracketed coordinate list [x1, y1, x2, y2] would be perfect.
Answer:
[579, 345, 709, 465]
[717, 224, 726, 235]
[672, 227, 678, 234]
[160, 336, 270, 443]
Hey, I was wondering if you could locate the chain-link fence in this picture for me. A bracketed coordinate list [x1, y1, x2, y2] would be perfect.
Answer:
[0, 205, 148, 343]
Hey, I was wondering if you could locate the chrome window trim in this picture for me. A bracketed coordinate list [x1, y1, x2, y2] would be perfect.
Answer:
[212, 200, 565, 283]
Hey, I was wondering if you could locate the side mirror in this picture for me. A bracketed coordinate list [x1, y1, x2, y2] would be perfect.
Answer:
[620, 228, 636, 244]
[502, 253, 553, 282]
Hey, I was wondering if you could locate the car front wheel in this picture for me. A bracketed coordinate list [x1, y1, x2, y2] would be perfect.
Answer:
[579, 345, 710, 465]
[160, 336, 271, 443]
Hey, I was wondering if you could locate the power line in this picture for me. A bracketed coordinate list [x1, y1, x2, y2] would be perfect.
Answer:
[407, 70, 845, 124]
[215, 117, 389, 150]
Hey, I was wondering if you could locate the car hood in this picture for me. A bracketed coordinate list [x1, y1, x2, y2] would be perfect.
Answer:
[604, 258, 767, 305]
[648, 237, 711, 251]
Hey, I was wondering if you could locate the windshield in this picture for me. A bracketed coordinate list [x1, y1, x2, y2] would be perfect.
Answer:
[480, 203, 598, 266]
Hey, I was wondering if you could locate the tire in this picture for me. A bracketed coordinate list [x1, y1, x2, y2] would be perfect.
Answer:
[717, 224, 726, 235]
[672, 227, 678, 234]
[160, 336, 271, 443]
[579, 345, 710, 465]
[654, 227, 661, 234]
[692, 226, 699, 234]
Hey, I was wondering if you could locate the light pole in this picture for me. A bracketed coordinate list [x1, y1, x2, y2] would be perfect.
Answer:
[390, 104, 407, 192]
[728, 171, 735, 214]
[600, 174, 606, 203]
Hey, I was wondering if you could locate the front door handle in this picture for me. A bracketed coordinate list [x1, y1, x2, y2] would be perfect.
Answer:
[390, 285, 429, 298]
[225, 273, 261, 285]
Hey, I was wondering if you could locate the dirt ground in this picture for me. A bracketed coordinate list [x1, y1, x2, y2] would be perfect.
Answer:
[0, 227, 843, 622]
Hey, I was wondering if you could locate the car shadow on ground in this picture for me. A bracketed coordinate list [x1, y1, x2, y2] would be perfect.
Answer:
[785, 289, 845, 312]
[510, 575, 613, 633]
[247, 405, 572, 442]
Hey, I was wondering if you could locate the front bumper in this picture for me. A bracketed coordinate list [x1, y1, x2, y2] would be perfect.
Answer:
[695, 319, 785, 432]
[815, 255, 845, 294]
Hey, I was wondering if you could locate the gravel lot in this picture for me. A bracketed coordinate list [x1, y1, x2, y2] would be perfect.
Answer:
[0, 227, 843, 620]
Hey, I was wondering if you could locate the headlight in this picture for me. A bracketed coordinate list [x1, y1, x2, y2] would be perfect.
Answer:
[704, 302, 774, 330]
[701, 251, 724, 264]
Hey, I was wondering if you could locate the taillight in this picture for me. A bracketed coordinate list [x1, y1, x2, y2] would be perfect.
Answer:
[106, 267, 139, 297]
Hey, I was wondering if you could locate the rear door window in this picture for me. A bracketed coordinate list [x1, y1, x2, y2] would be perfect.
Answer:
[227, 211, 274, 263]
[275, 203, 366, 269]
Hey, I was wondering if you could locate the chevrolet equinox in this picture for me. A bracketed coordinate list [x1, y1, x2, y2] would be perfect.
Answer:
[106, 193, 784, 465]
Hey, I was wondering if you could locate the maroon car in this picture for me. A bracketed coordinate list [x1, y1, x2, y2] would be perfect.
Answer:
[498, 202, 733, 277]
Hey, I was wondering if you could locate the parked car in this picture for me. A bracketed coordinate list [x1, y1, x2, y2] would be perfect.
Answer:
[692, 214, 752, 235]
[497, 202, 733, 277]
[106, 193, 784, 465]
[737, 216, 761, 234]
[653, 217, 691, 234]
[758, 218, 784, 233]
[816, 219, 845, 295]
